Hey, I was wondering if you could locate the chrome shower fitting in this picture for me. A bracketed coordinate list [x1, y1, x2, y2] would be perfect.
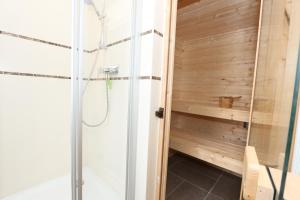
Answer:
[102, 66, 119, 75]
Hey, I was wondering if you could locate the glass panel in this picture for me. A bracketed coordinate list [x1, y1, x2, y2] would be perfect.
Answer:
[278, 47, 300, 199]
[79, 0, 140, 199]
[0, 0, 72, 200]
[248, 0, 299, 198]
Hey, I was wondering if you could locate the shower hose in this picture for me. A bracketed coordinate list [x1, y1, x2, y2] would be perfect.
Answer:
[82, 48, 110, 128]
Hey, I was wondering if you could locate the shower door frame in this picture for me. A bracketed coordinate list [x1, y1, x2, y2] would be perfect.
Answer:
[71, 0, 83, 199]
[71, 0, 142, 200]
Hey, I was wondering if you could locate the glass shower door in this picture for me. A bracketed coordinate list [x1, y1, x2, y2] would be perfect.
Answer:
[71, 0, 142, 199]
[248, 0, 300, 198]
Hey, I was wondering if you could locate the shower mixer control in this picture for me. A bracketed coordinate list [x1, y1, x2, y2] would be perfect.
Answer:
[103, 66, 119, 74]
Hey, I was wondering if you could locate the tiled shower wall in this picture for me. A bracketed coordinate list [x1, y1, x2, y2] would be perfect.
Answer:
[0, 0, 166, 199]
[0, 0, 101, 197]
[82, 0, 166, 199]
[0, 0, 73, 198]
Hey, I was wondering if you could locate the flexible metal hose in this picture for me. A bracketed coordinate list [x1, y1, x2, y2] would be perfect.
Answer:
[82, 73, 109, 127]
[82, 0, 108, 128]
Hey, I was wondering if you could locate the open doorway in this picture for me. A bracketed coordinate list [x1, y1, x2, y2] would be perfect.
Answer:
[158, 0, 261, 199]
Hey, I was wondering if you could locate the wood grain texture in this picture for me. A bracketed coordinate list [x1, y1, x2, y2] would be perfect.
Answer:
[173, 0, 260, 113]
[255, 166, 274, 200]
[178, 0, 200, 9]
[170, 112, 248, 174]
[169, 0, 260, 174]
[248, 0, 300, 168]
[172, 101, 250, 122]
[170, 128, 244, 174]
[242, 146, 260, 200]
[157, 0, 179, 199]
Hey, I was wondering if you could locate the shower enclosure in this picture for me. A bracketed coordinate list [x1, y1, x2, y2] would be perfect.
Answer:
[72, 0, 142, 199]
[0, 0, 142, 199]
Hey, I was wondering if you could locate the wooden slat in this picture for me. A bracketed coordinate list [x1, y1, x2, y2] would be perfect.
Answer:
[176, 0, 260, 41]
[171, 112, 248, 146]
[169, 0, 260, 177]
[173, 1, 259, 113]
[172, 101, 250, 122]
[178, 0, 200, 9]
[242, 146, 260, 200]
[255, 166, 274, 200]
[170, 128, 244, 174]
[157, 0, 179, 199]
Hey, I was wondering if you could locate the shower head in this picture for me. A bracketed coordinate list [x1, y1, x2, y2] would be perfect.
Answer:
[84, 0, 104, 21]
[84, 0, 93, 5]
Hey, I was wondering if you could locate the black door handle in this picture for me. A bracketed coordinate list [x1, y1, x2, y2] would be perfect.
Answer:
[155, 107, 164, 119]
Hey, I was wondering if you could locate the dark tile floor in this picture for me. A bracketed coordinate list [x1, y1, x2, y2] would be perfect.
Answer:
[166, 153, 242, 200]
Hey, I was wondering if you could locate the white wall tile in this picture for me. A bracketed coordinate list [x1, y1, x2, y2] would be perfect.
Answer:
[0, 76, 71, 198]
[140, 34, 154, 76]
[0, 35, 70, 76]
[0, 0, 72, 45]
[154, 0, 167, 33]
[152, 35, 164, 77]
[135, 79, 151, 200]
[82, 79, 129, 197]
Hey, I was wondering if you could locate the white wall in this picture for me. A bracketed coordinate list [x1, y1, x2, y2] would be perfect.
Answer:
[0, 0, 73, 198]
[135, 1, 166, 199]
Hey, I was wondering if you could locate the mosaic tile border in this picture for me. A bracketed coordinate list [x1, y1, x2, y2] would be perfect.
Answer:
[0, 30, 72, 49]
[0, 70, 161, 81]
[0, 29, 163, 53]
[85, 29, 163, 53]
[0, 70, 71, 79]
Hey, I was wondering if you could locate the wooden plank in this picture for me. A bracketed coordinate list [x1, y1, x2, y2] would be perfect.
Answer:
[156, 0, 179, 199]
[255, 166, 274, 200]
[242, 146, 260, 200]
[173, 0, 260, 113]
[171, 112, 248, 146]
[176, 0, 260, 41]
[172, 101, 250, 122]
[178, 0, 200, 9]
[170, 128, 244, 174]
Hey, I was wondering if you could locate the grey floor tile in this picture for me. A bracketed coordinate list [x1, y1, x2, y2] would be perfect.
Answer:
[166, 172, 184, 196]
[167, 182, 207, 200]
[211, 173, 241, 200]
[205, 193, 224, 200]
[169, 161, 216, 191]
[178, 158, 223, 180]
[168, 154, 186, 167]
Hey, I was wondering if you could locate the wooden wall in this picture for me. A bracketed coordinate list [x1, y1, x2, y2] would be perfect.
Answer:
[249, 0, 300, 168]
[169, 0, 261, 174]
[173, 0, 260, 112]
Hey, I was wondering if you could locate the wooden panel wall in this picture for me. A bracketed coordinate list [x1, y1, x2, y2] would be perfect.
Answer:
[171, 112, 248, 147]
[249, 0, 300, 168]
[170, 0, 260, 172]
[173, 0, 260, 112]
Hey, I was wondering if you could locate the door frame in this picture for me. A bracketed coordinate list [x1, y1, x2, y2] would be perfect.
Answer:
[156, 0, 178, 199]
[71, 1, 84, 200]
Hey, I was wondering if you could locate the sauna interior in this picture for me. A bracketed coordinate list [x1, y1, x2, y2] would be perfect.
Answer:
[168, 0, 261, 176]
